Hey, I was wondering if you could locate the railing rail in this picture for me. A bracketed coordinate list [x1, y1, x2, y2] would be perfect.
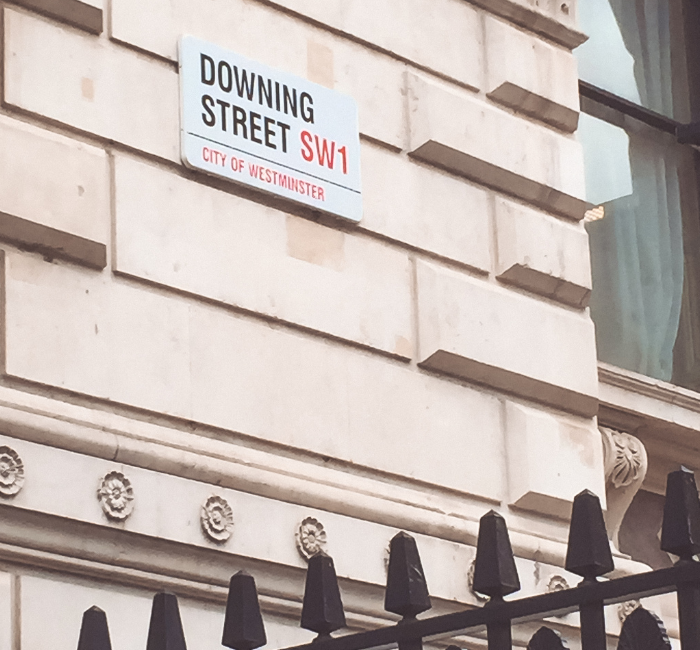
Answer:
[75, 468, 700, 650]
[281, 561, 700, 650]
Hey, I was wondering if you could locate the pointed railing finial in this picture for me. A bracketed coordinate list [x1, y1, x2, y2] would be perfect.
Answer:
[565, 490, 614, 581]
[660, 468, 700, 561]
[527, 627, 568, 650]
[300, 553, 346, 640]
[146, 593, 187, 650]
[77, 606, 112, 650]
[618, 607, 671, 650]
[222, 572, 267, 650]
[472, 510, 520, 600]
[384, 531, 431, 619]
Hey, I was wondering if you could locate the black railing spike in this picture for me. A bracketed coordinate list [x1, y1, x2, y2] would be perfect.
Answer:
[77, 606, 112, 650]
[146, 592, 187, 650]
[618, 607, 671, 650]
[660, 467, 700, 561]
[472, 510, 520, 600]
[384, 531, 431, 618]
[300, 552, 346, 639]
[565, 490, 614, 581]
[274, 560, 700, 650]
[527, 627, 568, 650]
[222, 571, 267, 650]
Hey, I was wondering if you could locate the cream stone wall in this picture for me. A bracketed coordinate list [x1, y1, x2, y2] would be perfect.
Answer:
[0, 0, 620, 648]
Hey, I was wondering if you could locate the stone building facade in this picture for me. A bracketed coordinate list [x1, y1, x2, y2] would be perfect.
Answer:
[0, 0, 690, 649]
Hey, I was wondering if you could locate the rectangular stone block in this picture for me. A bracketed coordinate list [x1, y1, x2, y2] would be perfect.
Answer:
[416, 259, 598, 416]
[189, 306, 505, 498]
[505, 402, 605, 518]
[244, 0, 483, 89]
[113, 155, 413, 357]
[0, 115, 108, 269]
[110, 0, 406, 149]
[3, 252, 504, 498]
[7, 0, 102, 33]
[360, 143, 492, 272]
[469, 0, 585, 49]
[495, 197, 591, 308]
[485, 16, 579, 132]
[4, 7, 179, 162]
[407, 72, 587, 220]
[4, 252, 192, 417]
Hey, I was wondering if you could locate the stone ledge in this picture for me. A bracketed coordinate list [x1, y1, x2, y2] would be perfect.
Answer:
[468, 0, 587, 50]
[505, 402, 605, 519]
[497, 265, 590, 309]
[407, 73, 587, 221]
[409, 141, 586, 222]
[0, 381, 619, 572]
[494, 197, 591, 308]
[0, 113, 109, 268]
[484, 16, 580, 133]
[421, 350, 598, 417]
[416, 260, 599, 418]
[6, 0, 102, 34]
[598, 363, 700, 495]
[488, 82, 579, 133]
[598, 362, 700, 443]
[0, 213, 106, 269]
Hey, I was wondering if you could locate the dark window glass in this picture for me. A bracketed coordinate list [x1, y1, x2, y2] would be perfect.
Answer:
[576, 0, 690, 121]
[575, 0, 700, 390]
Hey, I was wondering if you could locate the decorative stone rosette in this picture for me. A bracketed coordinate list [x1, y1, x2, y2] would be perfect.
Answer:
[97, 471, 134, 521]
[547, 575, 570, 593]
[0, 446, 24, 497]
[296, 517, 327, 560]
[201, 495, 234, 543]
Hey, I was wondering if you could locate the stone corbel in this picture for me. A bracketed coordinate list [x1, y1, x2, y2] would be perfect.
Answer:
[600, 427, 648, 549]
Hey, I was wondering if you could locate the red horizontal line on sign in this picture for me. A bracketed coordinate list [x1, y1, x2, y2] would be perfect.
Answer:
[186, 131, 361, 194]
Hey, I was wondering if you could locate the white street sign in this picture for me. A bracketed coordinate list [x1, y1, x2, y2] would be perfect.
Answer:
[179, 36, 362, 222]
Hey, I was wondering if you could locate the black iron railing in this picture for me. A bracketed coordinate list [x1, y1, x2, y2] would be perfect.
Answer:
[77, 468, 700, 650]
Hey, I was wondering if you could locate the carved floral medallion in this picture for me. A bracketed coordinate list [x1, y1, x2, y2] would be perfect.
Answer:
[296, 517, 327, 560]
[0, 446, 24, 497]
[201, 495, 234, 542]
[547, 575, 570, 593]
[97, 471, 134, 521]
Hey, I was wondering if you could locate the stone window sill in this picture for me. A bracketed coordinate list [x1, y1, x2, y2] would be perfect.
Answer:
[598, 362, 700, 493]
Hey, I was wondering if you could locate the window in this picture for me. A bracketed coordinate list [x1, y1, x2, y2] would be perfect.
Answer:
[575, 0, 700, 390]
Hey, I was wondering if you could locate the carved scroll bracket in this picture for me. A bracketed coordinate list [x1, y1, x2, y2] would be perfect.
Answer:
[601, 427, 648, 549]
